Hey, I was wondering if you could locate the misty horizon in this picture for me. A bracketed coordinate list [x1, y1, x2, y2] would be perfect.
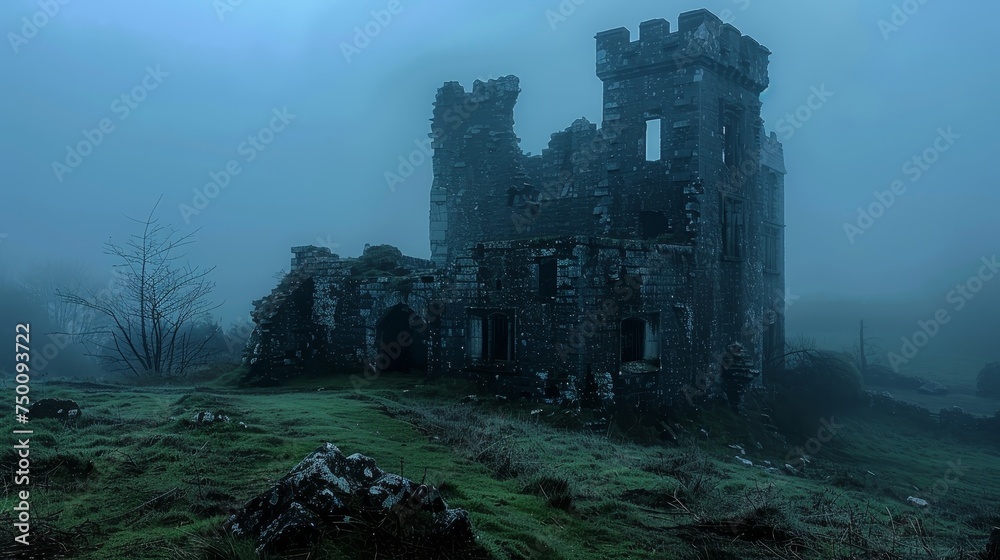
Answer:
[2, 0, 998, 365]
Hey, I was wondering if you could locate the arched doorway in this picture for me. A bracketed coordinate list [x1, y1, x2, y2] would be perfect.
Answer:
[375, 304, 428, 374]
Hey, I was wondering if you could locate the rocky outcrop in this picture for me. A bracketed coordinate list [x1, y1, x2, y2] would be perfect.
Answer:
[226, 443, 483, 558]
[189, 411, 230, 425]
[29, 398, 81, 420]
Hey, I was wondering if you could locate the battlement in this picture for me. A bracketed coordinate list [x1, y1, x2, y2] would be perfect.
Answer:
[434, 75, 520, 106]
[596, 9, 770, 92]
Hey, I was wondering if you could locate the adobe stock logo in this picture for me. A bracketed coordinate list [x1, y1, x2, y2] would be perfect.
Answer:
[212, 0, 247, 21]
[384, 137, 433, 192]
[887, 255, 998, 371]
[774, 85, 834, 141]
[843, 126, 959, 244]
[51, 65, 169, 183]
[545, 0, 588, 31]
[178, 107, 296, 224]
[878, 0, 931, 41]
[784, 417, 843, 468]
[7, 0, 72, 54]
[315, 235, 341, 252]
[340, 0, 404, 63]
[385, 76, 500, 192]
[718, 0, 751, 25]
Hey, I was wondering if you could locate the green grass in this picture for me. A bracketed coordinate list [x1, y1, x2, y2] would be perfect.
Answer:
[1, 371, 998, 559]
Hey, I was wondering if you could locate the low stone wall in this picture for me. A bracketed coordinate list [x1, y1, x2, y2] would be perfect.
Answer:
[939, 406, 1000, 434]
[866, 391, 937, 428]
[866, 391, 1000, 437]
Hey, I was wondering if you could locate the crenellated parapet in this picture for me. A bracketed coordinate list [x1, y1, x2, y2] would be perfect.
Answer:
[596, 9, 770, 93]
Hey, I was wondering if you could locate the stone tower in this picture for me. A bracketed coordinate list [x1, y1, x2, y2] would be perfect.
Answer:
[594, 9, 780, 381]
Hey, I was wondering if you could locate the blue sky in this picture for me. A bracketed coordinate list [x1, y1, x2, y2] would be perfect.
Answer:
[2, 0, 998, 346]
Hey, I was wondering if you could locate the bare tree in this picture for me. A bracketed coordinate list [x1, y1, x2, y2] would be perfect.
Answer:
[20, 261, 98, 341]
[858, 319, 868, 372]
[59, 204, 220, 380]
[850, 319, 882, 373]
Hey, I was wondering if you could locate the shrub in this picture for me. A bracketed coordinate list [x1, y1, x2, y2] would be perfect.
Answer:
[771, 350, 865, 437]
[781, 350, 865, 404]
[977, 362, 1000, 398]
[352, 244, 406, 277]
[863, 364, 925, 389]
[521, 475, 574, 510]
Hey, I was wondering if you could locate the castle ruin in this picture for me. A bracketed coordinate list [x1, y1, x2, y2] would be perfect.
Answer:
[245, 9, 786, 411]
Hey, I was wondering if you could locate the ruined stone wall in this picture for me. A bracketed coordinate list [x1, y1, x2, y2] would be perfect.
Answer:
[430, 80, 666, 266]
[434, 237, 694, 409]
[246, 246, 442, 383]
[513, 118, 614, 239]
[429, 76, 527, 267]
[437, 237, 597, 383]
[246, 254, 328, 383]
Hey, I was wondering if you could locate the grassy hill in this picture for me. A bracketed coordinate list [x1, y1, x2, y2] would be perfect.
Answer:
[2, 371, 998, 559]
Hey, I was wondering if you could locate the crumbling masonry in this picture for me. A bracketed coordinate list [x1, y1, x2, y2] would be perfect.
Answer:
[245, 9, 786, 411]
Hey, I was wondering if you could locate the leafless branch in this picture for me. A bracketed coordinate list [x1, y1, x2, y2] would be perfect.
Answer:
[57, 201, 219, 379]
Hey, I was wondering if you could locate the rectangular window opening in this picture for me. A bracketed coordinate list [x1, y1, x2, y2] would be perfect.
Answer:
[764, 225, 780, 273]
[538, 258, 557, 299]
[645, 118, 662, 162]
[467, 314, 483, 361]
[620, 316, 661, 366]
[467, 309, 514, 364]
[488, 313, 511, 361]
[621, 318, 646, 363]
[767, 173, 780, 222]
[723, 196, 745, 260]
[722, 108, 741, 168]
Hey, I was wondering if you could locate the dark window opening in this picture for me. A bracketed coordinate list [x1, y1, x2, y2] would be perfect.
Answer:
[722, 109, 741, 168]
[477, 266, 491, 285]
[765, 172, 779, 221]
[639, 210, 669, 240]
[620, 316, 659, 365]
[468, 309, 514, 364]
[488, 312, 511, 361]
[621, 318, 646, 363]
[538, 258, 557, 299]
[722, 196, 745, 260]
[764, 225, 780, 273]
